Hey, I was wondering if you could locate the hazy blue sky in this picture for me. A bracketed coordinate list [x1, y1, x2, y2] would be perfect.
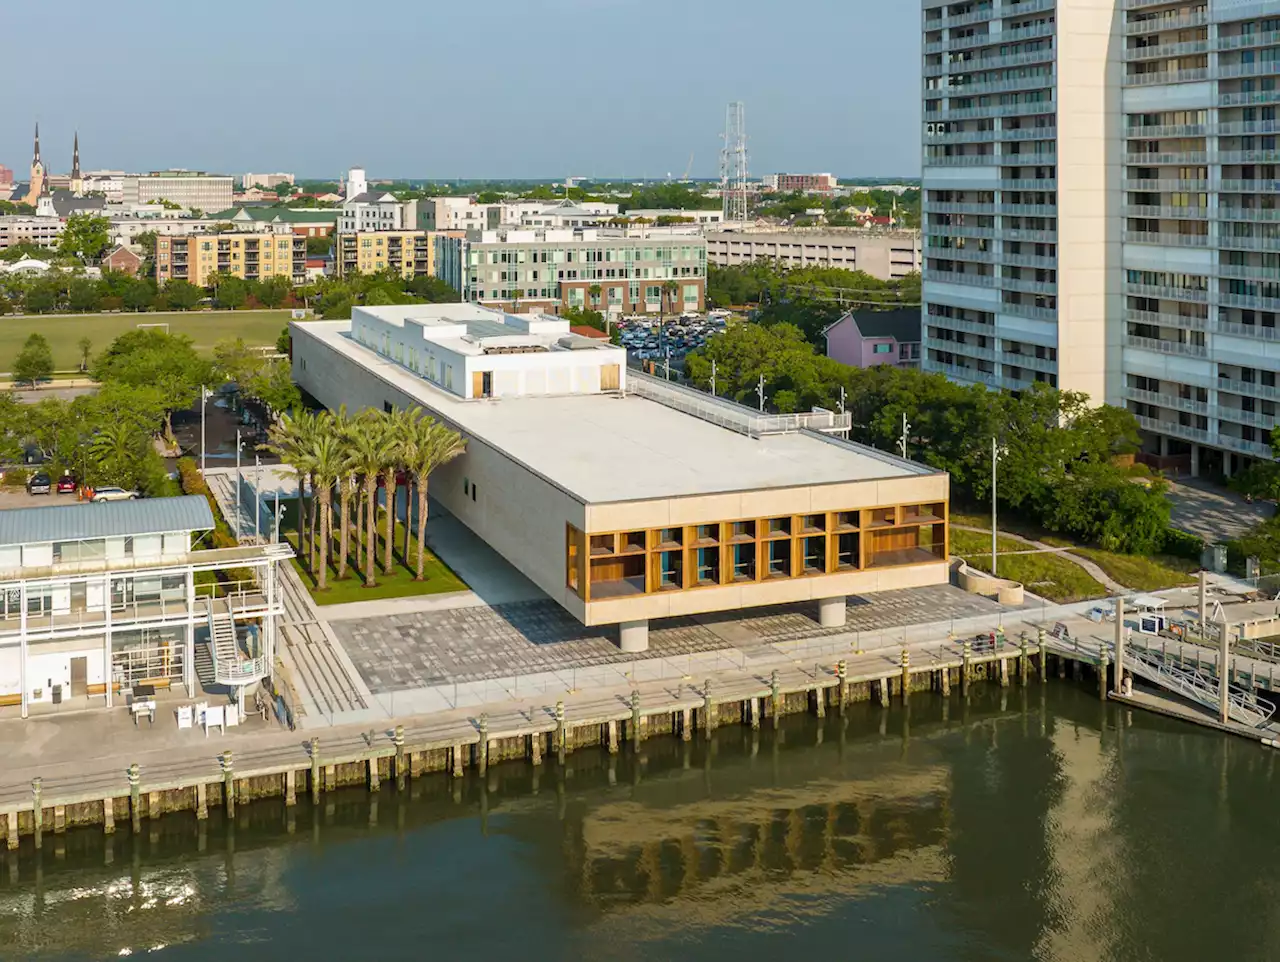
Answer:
[4, 0, 919, 181]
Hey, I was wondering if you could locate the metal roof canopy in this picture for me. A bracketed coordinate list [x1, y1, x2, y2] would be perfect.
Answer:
[0, 496, 214, 547]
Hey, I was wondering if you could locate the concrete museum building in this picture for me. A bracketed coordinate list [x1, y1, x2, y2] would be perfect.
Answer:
[291, 305, 952, 650]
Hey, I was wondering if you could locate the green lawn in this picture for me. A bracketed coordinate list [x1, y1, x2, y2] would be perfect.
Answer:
[951, 527, 1108, 604]
[285, 518, 468, 606]
[951, 507, 1197, 593]
[0, 310, 291, 370]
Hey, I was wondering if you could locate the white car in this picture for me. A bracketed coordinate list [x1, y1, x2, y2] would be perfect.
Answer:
[91, 486, 139, 503]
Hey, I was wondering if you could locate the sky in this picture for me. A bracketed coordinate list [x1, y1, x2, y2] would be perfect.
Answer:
[3, 0, 920, 182]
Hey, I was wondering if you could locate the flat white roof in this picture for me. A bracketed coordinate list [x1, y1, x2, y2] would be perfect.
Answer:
[300, 321, 932, 504]
[354, 304, 615, 358]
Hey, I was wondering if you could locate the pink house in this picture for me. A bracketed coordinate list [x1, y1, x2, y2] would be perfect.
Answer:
[822, 308, 921, 370]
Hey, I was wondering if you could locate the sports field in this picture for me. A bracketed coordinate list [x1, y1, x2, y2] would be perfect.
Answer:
[0, 310, 291, 371]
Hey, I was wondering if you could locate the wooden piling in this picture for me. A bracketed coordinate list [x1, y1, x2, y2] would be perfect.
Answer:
[394, 725, 406, 788]
[961, 641, 972, 694]
[900, 649, 911, 701]
[704, 679, 717, 733]
[771, 671, 782, 729]
[367, 756, 380, 792]
[1100, 652, 1110, 700]
[285, 769, 297, 807]
[680, 708, 692, 742]
[1000, 655, 1010, 688]
[477, 714, 490, 775]
[452, 744, 465, 778]
[102, 799, 115, 835]
[750, 697, 760, 730]
[940, 667, 951, 696]
[310, 737, 321, 803]
[127, 765, 141, 834]
[530, 731, 543, 767]
[195, 782, 208, 821]
[53, 805, 65, 834]
[556, 701, 568, 763]
[837, 659, 848, 708]
[4, 812, 16, 850]
[631, 691, 644, 749]
[814, 687, 826, 718]
[607, 720, 620, 754]
[222, 752, 235, 819]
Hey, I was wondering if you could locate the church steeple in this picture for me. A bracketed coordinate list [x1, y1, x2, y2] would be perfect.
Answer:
[32, 122, 41, 168]
[71, 132, 80, 178]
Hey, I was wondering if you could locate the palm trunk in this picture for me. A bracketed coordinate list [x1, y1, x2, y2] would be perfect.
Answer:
[402, 480, 414, 561]
[364, 479, 378, 587]
[308, 472, 319, 572]
[415, 480, 429, 580]
[317, 488, 331, 591]
[295, 473, 307, 569]
[337, 478, 352, 579]
[383, 470, 397, 575]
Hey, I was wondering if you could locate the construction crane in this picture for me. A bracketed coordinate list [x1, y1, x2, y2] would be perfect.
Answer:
[682, 151, 695, 182]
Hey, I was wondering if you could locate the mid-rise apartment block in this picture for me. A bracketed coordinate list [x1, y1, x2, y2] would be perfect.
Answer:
[922, 0, 1280, 476]
[155, 230, 306, 287]
[706, 229, 924, 279]
[335, 231, 434, 279]
[766, 173, 840, 193]
[435, 228, 707, 315]
[122, 170, 234, 213]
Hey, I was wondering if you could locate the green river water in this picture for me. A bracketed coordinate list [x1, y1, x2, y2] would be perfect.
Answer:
[2, 683, 1278, 961]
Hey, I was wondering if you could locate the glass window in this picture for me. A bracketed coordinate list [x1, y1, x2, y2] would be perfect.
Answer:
[696, 547, 720, 585]
[766, 517, 791, 536]
[802, 536, 826, 574]
[836, 533, 859, 569]
[695, 524, 719, 543]
[659, 550, 683, 590]
[732, 543, 756, 581]
[767, 540, 791, 578]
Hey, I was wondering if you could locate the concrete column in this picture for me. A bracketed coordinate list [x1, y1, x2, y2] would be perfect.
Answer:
[310, 738, 321, 803]
[619, 619, 649, 653]
[1190, 442, 1201, 478]
[31, 779, 42, 850]
[1114, 597, 1125, 694]
[127, 765, 141, 834]
[818, 596, 846, 628]
[222, 752, 235, 819]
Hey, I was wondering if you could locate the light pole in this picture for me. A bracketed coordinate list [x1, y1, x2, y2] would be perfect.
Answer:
[199, 385, 208, 476]
[899, 412, 911, 459]
[234, 429, 242, 541]
[991, 436, 1002, 576]
[756, 373, 766, 412]
[254, 453, 261, 542]
[710, 359, 717, 397]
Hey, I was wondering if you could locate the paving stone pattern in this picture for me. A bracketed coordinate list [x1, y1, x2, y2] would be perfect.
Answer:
[332, 584, 1007, 694]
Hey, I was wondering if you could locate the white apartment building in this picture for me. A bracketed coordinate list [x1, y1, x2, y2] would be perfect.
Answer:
[242, 172, 295, 189]
[422, 197, 500, 232]
[707, 229, 924, 279]
[922, 0, 1280, 476]
[122, 170, 234, 213]
[0, 497, 290, 720]
[338, 191, 419, 232]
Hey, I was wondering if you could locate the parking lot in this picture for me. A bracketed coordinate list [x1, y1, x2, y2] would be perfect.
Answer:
[0, 483, 81, 510]
[616, 310, 728, 362]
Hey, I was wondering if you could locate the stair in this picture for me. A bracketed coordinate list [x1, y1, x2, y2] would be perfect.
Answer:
[194, 638, 216, 687]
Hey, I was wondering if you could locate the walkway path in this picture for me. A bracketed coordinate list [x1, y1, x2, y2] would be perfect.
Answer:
[1166, 477, 1271, 543]
[953, 524, 1127, 594]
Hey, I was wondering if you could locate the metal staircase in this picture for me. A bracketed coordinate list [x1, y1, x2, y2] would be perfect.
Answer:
[205, 599, 268, 686]
[1124, 644, 1277, 729]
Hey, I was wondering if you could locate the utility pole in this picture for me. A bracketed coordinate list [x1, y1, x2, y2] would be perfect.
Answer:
[710, 359, 717, 397]
[664, 348, 671, 381]
[991, 436, 1000, 576]
[254, 454, 261, 542]
[838, 386, 849, 440]
[899, 412, 910, 459]
[756, 373, 766, 412]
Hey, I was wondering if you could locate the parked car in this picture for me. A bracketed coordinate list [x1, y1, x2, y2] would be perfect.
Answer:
[56, 475, 77, 495]
[90, 486, 139, 502]
[26, 472, 52, 495]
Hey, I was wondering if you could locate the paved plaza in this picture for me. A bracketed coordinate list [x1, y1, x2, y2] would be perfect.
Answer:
[330, 585, 1009, 694]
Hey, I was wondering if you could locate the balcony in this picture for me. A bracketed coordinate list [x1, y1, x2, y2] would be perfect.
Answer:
[927, 245, 995, 263]
[1001, 350, 1057, 373]
[1220, 149, 1280, 164]
[1000, 227, 1058, 243]
[1123, 39, 1210, 62]
[942, 74, 1056, 97]
[1220, 89, 1280, 107]
[998, 203, 1058, 216]
[1219, 207, 1280, 223]
[925, 153, 998, 166]
[925, 314, 995, 336]
[1216, 404, 1279, 429]
[928, 224, 996, 239]
[1122, 230, 1210, 247]
[999, 126, 1058, 141]
[1124, 11, 1208, 35]
[1135, 415, 1213, 445]
[1218, 29, 1280, 51]
[1125, 122, 1209, 138]
[1218, 263, 1280, 282]
[1125, 308, 1207, 331]
[938, 100, 1055, 121]
[1125, 179, 1211, 192]
[929, 337, 996, 361]
[1125, 385, 1209, 415]
[927, 128, 999, 144]
[930, 361, 1001, 387]
[1219, 377, 1280, 401]
[928, 270, 996, 289]
[1001, 252, 1057, 269]
[1218, 233, 1280, 252]
[1216, 61, 1280, 81]
[924, 201, 995, 215]
[1124, 282, 1208, 303]
[1000, 275, 1057, 295]
[1126, 333, 1208, 358]
[1125, 151, 1208, 165]
[1000, 301, 1057, 321]
[999, 178, 1057, 190]
[1123, 67, 1210, 86]
[1219, 294, 1280, 316]
[1122, 204, 1210, 221]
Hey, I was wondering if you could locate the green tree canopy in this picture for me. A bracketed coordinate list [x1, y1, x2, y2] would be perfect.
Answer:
[92, 329, 213, 441]
[12, 332, 54, 386]
[58, 213, 112, 263]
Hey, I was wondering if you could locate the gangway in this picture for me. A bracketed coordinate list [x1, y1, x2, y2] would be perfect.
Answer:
[1123, 644, 1276, 729]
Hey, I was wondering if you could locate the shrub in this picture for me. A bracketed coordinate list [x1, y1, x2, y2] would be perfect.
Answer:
[1163, 527, 1205, 561]
[1, 468, 30, 488]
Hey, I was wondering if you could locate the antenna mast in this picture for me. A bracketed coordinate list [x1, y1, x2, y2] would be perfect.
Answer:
[719, 101, 748, 224]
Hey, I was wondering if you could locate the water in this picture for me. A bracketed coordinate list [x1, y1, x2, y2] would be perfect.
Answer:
[4, 684, 1280, 962]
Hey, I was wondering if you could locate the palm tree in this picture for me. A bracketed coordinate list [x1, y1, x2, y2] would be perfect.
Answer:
[381, 406, 418, 576]
[264, 410, 321, 570]
[588, 283, 603, 310]
[327, 407, 358, 580]
[404, 417, 467, 581]
[304, 429, 346, 592]
[347, 411, 396, 587]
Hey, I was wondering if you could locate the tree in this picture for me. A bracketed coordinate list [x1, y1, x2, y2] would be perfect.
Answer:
[24, 281, 58, 314]
[58, 213, 112, 263]
[404, 417, 467, 580]
[276, 326, 292, 355]
[13, 333, 54, 386]
[92, 329, 213, 443]
[381, 407, 417, 576]
[403, 275, 459, 303]
[264, 410, 321, 572]
[257, 275, 291, 309]
[348, 413, 397, 587]
[588, 283, 603, 310]
[67, 278, 101, 313]
[244, 357, 301, 419]
[305, 235, 331, 256]
[122, 278, 155, 311]
[303, 426, 346, 592]
[77, 336, 92, 372]
[214, 276, 248, 310]
[164, 279, 204, 311]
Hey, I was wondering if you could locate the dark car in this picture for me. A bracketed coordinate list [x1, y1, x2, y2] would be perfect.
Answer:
[56, 475, 77, 495]
[27, 472, 52, 495]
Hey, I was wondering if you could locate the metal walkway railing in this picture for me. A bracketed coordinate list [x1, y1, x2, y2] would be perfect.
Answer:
[1124, 644, 1277, 729]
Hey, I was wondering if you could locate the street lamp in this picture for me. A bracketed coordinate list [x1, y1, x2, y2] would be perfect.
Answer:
[991, 436, 1006, 576]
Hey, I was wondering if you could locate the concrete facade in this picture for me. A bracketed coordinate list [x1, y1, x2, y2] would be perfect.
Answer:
[922, 0, 1280, 476]
[335, 230, 434, 279]
[122, 171, 234, 213]
[155, 230, 306, 287]
[290, 307, 950, 644]
[704, 230, 923, 279]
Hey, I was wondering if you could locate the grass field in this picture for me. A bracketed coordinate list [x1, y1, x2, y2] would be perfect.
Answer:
[0, 310, 291, 370]
[285, 516, 468, 606]
[951, 528, 1108, 604]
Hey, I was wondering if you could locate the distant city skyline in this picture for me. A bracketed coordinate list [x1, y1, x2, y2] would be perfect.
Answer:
[2, 0, 919, 182]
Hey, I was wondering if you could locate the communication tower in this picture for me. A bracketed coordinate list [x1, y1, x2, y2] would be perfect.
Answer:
[719, 102, 748, 224]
